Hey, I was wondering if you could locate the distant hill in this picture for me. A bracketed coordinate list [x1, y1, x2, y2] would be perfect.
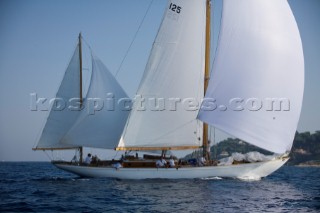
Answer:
[289, 131, 320, 165]
[184, 131, 320, 166]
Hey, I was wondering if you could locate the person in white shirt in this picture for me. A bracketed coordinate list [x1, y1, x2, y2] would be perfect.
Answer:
[84, 153, 92, 165]
[156, 157, 167, 168]
[169, 157, 175, 168]
[199, 156, 206, 166]
[112, 162, 122, 170]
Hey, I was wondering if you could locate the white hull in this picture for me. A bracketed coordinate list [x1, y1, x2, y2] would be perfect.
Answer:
[54, 157, 288, 180]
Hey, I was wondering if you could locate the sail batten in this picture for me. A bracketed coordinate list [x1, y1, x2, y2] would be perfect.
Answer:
[198, 0, 304, 154]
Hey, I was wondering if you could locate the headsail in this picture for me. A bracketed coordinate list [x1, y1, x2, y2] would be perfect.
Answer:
[117, 0, 207, 150]
[198, 0, 304, 154]
[62, 54, 129, 149]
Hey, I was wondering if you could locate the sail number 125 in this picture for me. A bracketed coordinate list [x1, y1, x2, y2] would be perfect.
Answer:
[169, 3, 181, 14]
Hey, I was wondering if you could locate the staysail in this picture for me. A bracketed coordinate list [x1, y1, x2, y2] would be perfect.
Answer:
[62, 54, 129, 149]
[198, 0, 304, 154]
[117, 0, 207, 150]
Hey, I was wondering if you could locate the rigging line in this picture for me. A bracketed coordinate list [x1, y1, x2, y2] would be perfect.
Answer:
[115, 0, 154, 78]
[81, 36, 92, 50]
[44, 150, 53, 161]
[210, 0, 223, 75]
[209, 0, 215, 75]
[113, 151, 120, 160]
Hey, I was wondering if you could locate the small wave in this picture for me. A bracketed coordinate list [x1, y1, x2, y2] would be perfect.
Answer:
[0, 202, 33, 212]
[32, 176, 77, 182]
[0, 179, 18, 184]
[237, 176, 261, 181]
[71, 178, 90, 181]
[201, 176, 223, 180]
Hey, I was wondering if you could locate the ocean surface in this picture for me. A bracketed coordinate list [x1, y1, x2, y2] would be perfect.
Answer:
[0, 162, 319, 212]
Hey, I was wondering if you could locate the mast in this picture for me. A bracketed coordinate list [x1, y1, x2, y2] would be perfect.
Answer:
[203, 0, 211, 161]
[78, 32, 83, 163]
[79, 32, 83, 107]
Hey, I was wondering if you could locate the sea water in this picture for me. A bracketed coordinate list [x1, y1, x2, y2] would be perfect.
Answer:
[0, 162, 319, 212]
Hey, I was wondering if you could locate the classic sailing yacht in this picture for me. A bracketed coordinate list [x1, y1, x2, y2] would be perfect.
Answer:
[34, 0, 304, 180]
[33, 33, 130, 161]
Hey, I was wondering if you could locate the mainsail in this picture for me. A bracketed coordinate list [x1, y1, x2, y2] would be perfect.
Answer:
[198, 0, 304, 154]
[35, 45, 82, 149]
[117, 0, 207, 150]
[35, 38, 129, 150]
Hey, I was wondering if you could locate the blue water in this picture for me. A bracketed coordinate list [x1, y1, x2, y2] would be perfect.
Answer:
[0, 162, 319, 212]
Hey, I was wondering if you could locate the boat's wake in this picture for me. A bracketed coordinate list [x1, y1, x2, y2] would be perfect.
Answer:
[201, 176, 223, 180]
[237, 176, 262, 181]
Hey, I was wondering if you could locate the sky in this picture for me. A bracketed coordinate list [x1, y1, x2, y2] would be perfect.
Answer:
[0, 0, 319, 161]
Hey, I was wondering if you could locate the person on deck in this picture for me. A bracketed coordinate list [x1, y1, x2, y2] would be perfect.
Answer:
[169, 156, 175, 168]
[91, 155, 99, 164]
[112, 162, 122, 170]
[199, 156, 206, 166]
[84, 153, 92, 165]
[156, 157, 167, 168]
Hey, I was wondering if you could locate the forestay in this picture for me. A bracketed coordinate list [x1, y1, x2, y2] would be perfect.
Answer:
[198, 0, 304, 154]
[117, 0, 207, 150]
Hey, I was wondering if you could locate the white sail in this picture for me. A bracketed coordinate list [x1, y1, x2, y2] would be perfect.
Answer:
[36, 45, 82, 149]
[117, 0, 207, 150]
[198, 0, 304, 154]
[62, 54, 129, 149]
